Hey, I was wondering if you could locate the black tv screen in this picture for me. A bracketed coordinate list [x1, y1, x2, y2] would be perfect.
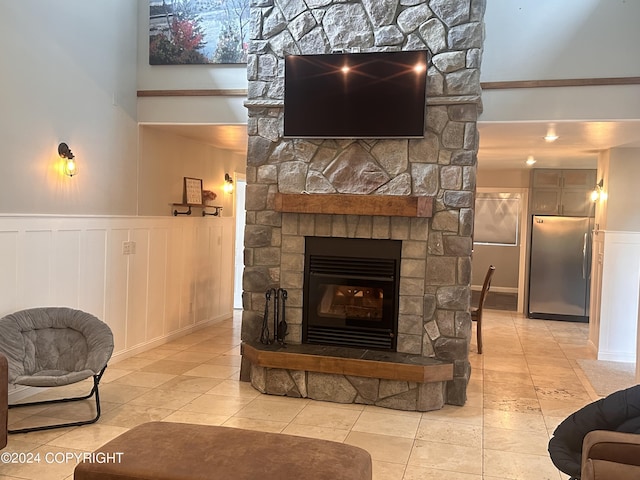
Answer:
[284, 50, 427, 139]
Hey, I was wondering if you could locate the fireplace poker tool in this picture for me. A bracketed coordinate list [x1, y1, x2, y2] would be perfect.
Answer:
[260, 288, 276, 345]
[276, 288, 288, 346]
[260, 288, 288, 346]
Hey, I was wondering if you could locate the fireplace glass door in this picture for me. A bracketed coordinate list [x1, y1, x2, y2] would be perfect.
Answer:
[317, 283, 384, 321]
[303, 237, 401, 350]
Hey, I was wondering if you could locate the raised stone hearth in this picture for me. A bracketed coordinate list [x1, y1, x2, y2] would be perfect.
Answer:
[243, 342, 453, 411]
[241, 0, 485, 408]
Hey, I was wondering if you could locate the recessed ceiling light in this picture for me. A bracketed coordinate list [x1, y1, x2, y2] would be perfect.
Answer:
[544, 124, 559, 142]
[526, 155, 536, 166]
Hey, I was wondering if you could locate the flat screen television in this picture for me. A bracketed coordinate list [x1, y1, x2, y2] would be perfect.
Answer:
[283, 50, 427, 139]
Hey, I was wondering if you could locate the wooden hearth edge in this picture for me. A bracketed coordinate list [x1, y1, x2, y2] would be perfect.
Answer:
[274, 193, 433, 218]
[242, 343, 453, 384]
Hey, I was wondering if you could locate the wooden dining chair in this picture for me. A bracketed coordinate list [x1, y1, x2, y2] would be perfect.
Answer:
[471, 265, 495, 354]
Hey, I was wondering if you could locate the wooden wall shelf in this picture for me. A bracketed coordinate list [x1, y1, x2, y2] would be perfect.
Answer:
[171, 203, 223, 216]
[274, 193, 433, 218]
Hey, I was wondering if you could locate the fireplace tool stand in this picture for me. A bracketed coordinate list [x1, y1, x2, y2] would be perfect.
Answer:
[260, 288, 288, 346]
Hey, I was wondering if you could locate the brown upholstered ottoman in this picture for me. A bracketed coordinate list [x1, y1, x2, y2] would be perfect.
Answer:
[74, 421, 372, 480]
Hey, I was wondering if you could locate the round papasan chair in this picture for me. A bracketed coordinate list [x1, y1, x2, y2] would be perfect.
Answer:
[0, 307, 114, 434]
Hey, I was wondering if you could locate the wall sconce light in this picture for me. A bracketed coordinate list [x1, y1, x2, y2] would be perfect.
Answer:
[223, 173, 234, 194]
[590, 179, 604, 202]
[525, 155, 536, 166]
[58, 142, 78, 177]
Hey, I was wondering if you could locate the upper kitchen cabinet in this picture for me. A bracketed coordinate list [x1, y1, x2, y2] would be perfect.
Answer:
[530, 169, 597, 216]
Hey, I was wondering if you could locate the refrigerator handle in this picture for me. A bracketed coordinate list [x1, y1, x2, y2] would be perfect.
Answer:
[582, 232, 588, 279]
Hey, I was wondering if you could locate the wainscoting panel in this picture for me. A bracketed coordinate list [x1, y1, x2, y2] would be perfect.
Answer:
[147, 227, 168, 341]
[0, 231, 19, 313]
[195, 225, 223, 325]
[53, 229, 82, 307]
[128, 228, 151, 349]
[79, 228, 107, 322]
[107, 228, 130, 352]
[0, 215, 235, 359]
[179, 226, 195, 330]
[22, 230, 53, 307]
[598, 231, 640, 363]
[220, 223, 234, 320]
[165, 226, 184, 335]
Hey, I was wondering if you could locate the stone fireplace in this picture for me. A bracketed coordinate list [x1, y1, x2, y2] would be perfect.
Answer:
[241, 0, 485, 409]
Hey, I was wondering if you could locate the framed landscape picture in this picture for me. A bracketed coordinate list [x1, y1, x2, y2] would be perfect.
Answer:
[149, 0, 250, 65]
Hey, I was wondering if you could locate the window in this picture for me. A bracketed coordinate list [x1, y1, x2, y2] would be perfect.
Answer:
[474, 192, 521, 246]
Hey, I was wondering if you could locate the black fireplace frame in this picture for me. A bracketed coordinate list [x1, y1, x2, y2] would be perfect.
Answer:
[302, 237, 401, 351]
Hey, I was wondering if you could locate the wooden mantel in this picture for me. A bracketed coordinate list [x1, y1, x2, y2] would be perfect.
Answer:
[274, 193, 433, 218]
[242, 342, 453, 384]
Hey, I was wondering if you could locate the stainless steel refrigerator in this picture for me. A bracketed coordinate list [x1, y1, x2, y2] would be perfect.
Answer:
[528, 215, 593, 322]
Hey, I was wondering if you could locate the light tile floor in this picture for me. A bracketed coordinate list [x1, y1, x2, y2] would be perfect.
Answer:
[1, 309, 599, 480]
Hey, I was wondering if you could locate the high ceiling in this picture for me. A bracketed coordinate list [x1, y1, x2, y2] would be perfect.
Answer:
[145, 119, 640, 171]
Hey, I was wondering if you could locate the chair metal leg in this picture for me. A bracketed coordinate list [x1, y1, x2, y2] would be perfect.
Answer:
[8, 367, 106, 434]
[476, 313, 483, 354]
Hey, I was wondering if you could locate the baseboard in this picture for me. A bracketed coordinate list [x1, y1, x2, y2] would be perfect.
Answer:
[110, 312, 233, 364]
[597, 351, 636, 363]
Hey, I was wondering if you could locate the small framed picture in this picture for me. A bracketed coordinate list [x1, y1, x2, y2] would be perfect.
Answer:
[183, 177, 203, 205]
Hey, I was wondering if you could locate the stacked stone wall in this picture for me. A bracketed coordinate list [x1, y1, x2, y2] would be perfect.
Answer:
[243, 0, 486, 406]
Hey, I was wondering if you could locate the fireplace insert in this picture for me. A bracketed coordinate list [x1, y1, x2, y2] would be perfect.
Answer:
[303, 237, 401, 350]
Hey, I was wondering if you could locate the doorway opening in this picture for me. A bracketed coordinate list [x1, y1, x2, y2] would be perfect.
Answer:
[233, 176, 246, 309]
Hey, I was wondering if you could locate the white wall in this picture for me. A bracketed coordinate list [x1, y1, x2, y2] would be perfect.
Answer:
[480, 85, 640, 123]
[0, 1, 139, 215]
[481, 0, 640, 122]
[590, 148, 640, 362]
[134, 0, 248, 218]
[606, 148, 640, 232]
[597, 231, 640, 362]
[0, 3, 239, 403]
[138, 127, 244, 216]
[138, 97, 248, 124]
[483, 0, 640, 82]
[136, 0, 246, 90]
[135, 0, 247, 124]
[0, 214, 235, 391]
